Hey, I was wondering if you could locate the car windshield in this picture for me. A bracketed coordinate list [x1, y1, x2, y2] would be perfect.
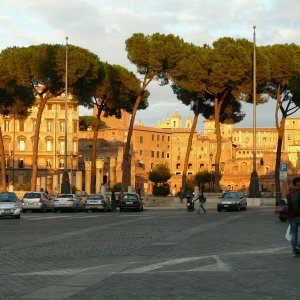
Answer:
[222, 192, 239, 199]
[0, 193, 17, 202]
[59, 194, 74, 198]
[88, 195, 104, 200]
[24, 193, 41, 199]
[122, 194, 138, 201]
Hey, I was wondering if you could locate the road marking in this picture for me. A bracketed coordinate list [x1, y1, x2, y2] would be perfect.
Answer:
[23, 215, 99, 221]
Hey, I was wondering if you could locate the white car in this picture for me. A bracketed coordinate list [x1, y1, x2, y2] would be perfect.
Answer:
[0, 192, 21, 219]
[83, 193, 112, 212]
[22, 192, 52, 213]
[53, 194, 83, 212]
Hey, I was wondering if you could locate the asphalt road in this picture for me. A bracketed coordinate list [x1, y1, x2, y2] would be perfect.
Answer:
[0, 206, 298, 300]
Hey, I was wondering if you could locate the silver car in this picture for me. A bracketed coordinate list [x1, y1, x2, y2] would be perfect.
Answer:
[0, 192, 21, 219]
[53, 194, 83, 212]
[83, 193, 112, 212]
[217, 191, 247, 212]
[22, 192, 52, 213]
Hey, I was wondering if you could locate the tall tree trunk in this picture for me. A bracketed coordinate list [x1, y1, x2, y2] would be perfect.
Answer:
[90, 106, 102, 194]
[0, 128, 7, 192]
[31, 94, 48, 191]
[274, 84, 284, 195]
[121, 77, 152, 192]
[182, 112, 199, 191]
[214, 97, 223, 193]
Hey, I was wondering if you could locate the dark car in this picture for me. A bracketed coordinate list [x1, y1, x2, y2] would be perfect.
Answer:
[274, 199, 288, 222]
[118, 193, 143, 212]
[217, 191, 247, 212]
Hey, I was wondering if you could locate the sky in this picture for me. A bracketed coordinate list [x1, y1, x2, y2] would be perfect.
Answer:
[1, 0, 300, 132]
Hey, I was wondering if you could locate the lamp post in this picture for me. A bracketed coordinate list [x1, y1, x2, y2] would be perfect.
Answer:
[61, 37, 70, 194]
[249, 26, 260, 198]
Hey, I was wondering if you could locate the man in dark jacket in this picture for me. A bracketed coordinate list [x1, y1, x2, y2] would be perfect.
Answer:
[286, 176, 300, 256]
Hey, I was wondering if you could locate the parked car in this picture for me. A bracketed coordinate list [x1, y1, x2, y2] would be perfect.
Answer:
[22, 192, 52, 213]
[217, 191, 247, 212]
[0, 192, 21, 219]
[52, 194, 83, 212]
[118, 192, 143, 212]
[83, 193, 112, 212]
[274, 198, 288, 222]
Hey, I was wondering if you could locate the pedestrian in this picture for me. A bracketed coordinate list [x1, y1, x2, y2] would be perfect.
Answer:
[286, 176, 300, 256]
[178, 188, 185, 203]
[111, 189, 117, 212]
[196, 191, 207, 214]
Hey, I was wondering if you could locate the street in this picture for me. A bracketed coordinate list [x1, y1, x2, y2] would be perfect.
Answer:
[0, 206, 298, 300]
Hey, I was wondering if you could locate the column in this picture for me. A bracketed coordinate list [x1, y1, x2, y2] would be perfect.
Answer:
[109, 157, 117, 189]
[53, 174, 59, 194]
[41, 176, 46, 192]
[85, 161, 92, 195]
[76, 171, 82, 192]
[96, 158, 104, 193]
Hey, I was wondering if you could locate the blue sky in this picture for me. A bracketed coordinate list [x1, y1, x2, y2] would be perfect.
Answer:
[1, 0, 300, 131]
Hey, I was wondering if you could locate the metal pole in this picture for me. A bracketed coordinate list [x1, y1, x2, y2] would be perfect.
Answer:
[12, 114, 15, 190]
[61, 36, 70, 194]
[253, 25, 257, 174]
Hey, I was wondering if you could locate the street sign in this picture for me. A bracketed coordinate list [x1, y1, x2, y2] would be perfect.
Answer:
[280, 171, 288, 181]
[280, 163, 288, 172]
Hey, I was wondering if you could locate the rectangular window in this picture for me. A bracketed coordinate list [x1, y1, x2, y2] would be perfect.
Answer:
[60, 141, 65, 154]
[19, 140, 25, 151]
[5, 158, 9, 168]
[167, 136, 170, 142]
[162, 136, 165, 142]
[59, 159, 64, 169]
[152, 134, 154, 141]
[166, 152, 170, 159]
[4, 120, 10, 132]
[139, 136, 143, 143]
[157, 135, 160, 141]
[60, 121, 65, 133]
[19, 158, 24, 168]
[19, 120, 25, 132]
[162, 151, 165, 158]
[60, 104, 65, 110]
[139, 150, 143, 156]
[156, 151, 159, 158]
[46, 140, 52, 152]
[47, 121, 53, 133]
[47, 104, 52, 110]
[151, 151, 154, 158]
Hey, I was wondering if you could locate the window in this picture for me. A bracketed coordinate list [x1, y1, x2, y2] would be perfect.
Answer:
[60, 104, 65, 110]
[151, 151, 154, 158]
[46, 104, 52, 110]
[157, 151, 159, 158]
[59, 141, 65, 154]
[60, 121, 65, 133]
[188, 163, 192, 169]
[19, 120, 25, 132]
[166, 152, 170, 159]
[19, 140, 25, 151]
[162, 136, 165, 142]
[167, 136, 170, 142]
[162, 151, 165, 158]
[157, 135, 160, 141]
[46, 140, 52, 152]
[59, 159, 64, 169]
[139, 150, 143, 156]
[152, 134, 154, 141]
[151, 163, 154, 169]
[176, 163, 181, 169]
[47, 121, 53, 133]
[5, 158, 9, 168]
[4, 120, 10, 132]
[19, 158, 24, 168]
[139, 136, 143, 143]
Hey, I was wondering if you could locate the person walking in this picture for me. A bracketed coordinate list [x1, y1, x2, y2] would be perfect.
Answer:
[196, 191, 207, 214]
[111, 189, 117, 212]
[286, 176, 300, 256]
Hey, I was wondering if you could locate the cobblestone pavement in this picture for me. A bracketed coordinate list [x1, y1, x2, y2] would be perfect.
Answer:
[0, 207, 298, 300]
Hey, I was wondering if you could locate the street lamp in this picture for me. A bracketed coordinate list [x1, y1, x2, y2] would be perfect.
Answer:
[61, 37, 70, 194]
[249, 26, 260, 198]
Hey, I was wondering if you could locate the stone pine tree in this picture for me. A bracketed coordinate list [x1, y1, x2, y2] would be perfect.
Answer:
[123, 33, 186, 192]
[263, 44, 300, 199]
[171, 44, 214, 191]
[0, 44, 101, 192]
[79, 62, 148, 193]
[0, 80, 35, 191]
